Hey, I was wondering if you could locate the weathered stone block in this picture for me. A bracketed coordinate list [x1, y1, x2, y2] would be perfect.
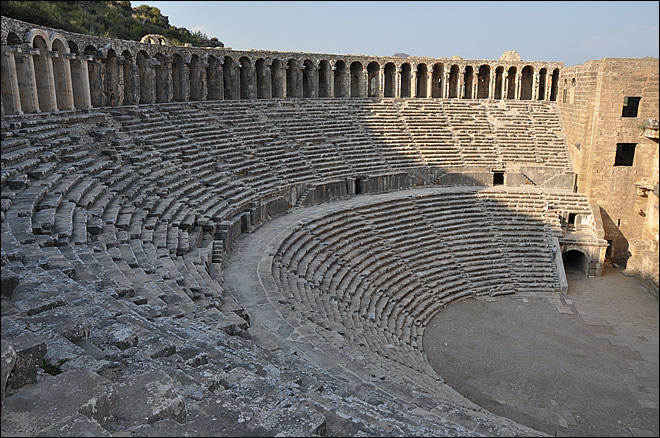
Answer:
[5, 333, 47, 390]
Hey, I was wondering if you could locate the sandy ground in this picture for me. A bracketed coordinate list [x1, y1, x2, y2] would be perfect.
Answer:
[423, 265, 659, 437]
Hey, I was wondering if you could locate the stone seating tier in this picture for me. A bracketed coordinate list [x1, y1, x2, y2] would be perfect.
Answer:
[1, 100, 583, 437]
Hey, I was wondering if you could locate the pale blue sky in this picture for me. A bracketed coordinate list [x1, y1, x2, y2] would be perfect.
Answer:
[132, 1, 659, 66]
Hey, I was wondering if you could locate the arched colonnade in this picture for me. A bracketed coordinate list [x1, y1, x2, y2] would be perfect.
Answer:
[1, 24, 562, 115]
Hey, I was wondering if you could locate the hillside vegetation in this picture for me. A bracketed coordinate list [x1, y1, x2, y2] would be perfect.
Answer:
[1, 1, 224, 47]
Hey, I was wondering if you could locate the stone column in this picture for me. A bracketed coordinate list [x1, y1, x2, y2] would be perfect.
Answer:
[488, 72, 495, 99]
[88, 58, 105, 107]
[242, 60, 257, 99]
[122, 56, 139, 105]
[443, 72, 450, 98]
[309, 62, 319, 98]
[328, 63, 335, 98]
[1, 47, 23, 114]
[342, 66, 350, 98]
[14, 49, 40, 113]
[395, 66, 402, 98]
[272, 61, 285, 98]
[294, 61, 303, 98]
[426, 71, 433, 98]
[207, 58, 224, 101]
[532, 72, 539, 100]
[376, 69, 384, 97]
[156, 54, 172, 103]
[51, 52, 75, 110]
[37, 50, 58, 111]
[355, 67, 365, 97]
[199, 58, 209, 100]
[473, 70, 479, 99]
[514, 72, 521, 100]
[181, 61, 190, 101]
[458, 68, 464, 99]
[257, 60, 272, 99]
[138, 57, 156, 104]
[410, 65, 417, 98]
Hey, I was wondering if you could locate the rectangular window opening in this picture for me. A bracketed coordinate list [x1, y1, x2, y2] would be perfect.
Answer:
[614, 143, 636, 166]
[622, 96, 641, 117]
[493, 171, 504, 186]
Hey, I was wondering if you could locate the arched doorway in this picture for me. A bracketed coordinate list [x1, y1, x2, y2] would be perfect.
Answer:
[550, 68, 559, 102]
[239, 56, 254, 99]
[334, 60, 347, 97]
[400, 63, 411, 98]
[538, 68, 547, 101]
[367, 62, 380, 97]
[494, 66, 504, 100]
[520, 65, 533, 100]
[431, 63, 444, 98]
[563, 249, 590, 276]
[350, 61, 364, 97]
[448, 65, 460, 98]
[318, 60, 331, 97]
[303, 59, 315, 98]
[463, 66, 474, 99]
[477, 65, 490, 99]
[384, 62, 396, 97]
[416, 63, 428, 98]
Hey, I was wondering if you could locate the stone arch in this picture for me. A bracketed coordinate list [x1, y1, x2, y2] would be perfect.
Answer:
[51, 37, 74, 110]
[6, 32, 21, 45]
[206, 55, 223, 100]
[463, 65, 474, 99]
[448, 64, 460, 98]
[239, 56, 255, 99]
[537, 68, 547, 100]
[83, 45, 96, 56]
[400, 62, 412, 98]
[350, 61, 364, 97]
[367, 61, 380, 97]
[550, 68, 559, 101]
[562, 248, 590, 276]
[24, 29, 51, 50]
[506, 66, 517, 99]
[318, 60, 331, 98]
[68, 41, 78, 54]
[384, 62, 396, 97]
[416, 63, 428, 98]
[286, 58, 301, 98]
[477, 64, 490, 99]
[32, 34, 56, 111]
[223, 56, 238, 100]
[334, 60, 347, 97]
[520, 65, 533, 100]
[271, 58, 284, 98]
[431, 63, 444, 98]
[494, 66, 504, 99]
[302, 59, 315, 98]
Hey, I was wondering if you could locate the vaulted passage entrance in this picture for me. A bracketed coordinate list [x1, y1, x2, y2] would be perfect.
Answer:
[563, 249, 589, 275]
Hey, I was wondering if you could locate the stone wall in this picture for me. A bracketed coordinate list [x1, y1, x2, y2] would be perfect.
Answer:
[558, 58, 659, 293]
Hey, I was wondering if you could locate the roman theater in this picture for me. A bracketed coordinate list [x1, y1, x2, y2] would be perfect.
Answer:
[1, 14, 658, 437]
